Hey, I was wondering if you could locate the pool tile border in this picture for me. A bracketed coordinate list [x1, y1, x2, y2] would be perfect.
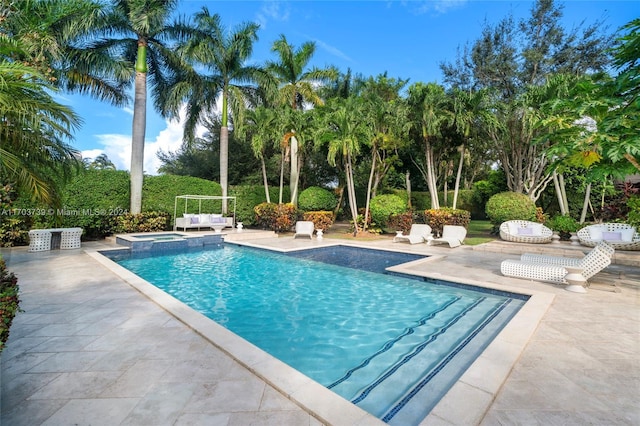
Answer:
[86, 242, 554, 426]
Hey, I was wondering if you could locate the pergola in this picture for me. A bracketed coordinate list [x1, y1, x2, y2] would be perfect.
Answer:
[173, 194, 236, 225]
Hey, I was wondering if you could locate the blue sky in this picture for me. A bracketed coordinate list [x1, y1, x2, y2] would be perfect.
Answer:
[66, 0, 639, 174]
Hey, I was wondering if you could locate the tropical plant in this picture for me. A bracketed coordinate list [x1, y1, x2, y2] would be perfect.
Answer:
[0, 52, 81, 205]
[298, 186, 337, 212]
[0, 256, 20, 353]
[369, 194, 407, 231]
[166, 9, 267, 214]
[87, 0, 194, 214]
[266, 35, 337, 205]
[316, 97, 370, 234]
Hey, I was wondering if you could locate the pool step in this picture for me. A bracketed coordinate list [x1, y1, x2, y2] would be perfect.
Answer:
[328, 296, 517, 424]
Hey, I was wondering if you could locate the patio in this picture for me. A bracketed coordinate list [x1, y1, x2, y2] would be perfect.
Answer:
[1, 232, 638, 425]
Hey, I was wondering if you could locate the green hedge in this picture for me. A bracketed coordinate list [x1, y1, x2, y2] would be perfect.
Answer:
[370, 194, 408, 230]
[229, 185, 288, 226]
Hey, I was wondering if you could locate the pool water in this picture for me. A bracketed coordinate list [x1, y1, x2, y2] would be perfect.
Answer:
[110, 244, 526, 425]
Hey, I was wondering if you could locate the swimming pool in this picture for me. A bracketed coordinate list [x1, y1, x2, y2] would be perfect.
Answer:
[106, 244, 527, 425]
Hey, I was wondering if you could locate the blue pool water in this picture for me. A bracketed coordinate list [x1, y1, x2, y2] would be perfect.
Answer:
[107, 244, 526, 425]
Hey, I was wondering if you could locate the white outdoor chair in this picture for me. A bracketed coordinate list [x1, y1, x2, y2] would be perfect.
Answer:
[500, 241, 614, 283]
[430, 225, 467, 248]
[577, 223, 639, 251]
[499, 220, 553, 244]
[293, 221, 315, 239]
[393, 224, 432, 244]
[60, 228, 83, 249]
[28, 230, 52, 252]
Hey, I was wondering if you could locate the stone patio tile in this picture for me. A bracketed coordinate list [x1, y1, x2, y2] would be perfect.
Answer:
[100, 359, 173, 397]
[27, 350, 109, 372]
[28, 371, 122, 399]
[41, 398, 140, 426]
[1, 371, 60, 408]
[227, 410, 316, 426]
[182, 378, 266, 414]
[174, 412, 232, 425]
[0, 399, 68, 426]
[120, 382, 197, 426]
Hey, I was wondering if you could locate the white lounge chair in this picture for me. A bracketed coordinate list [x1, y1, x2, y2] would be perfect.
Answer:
[393, 224, 432, 244]
[499, 220, 553, 244]
[294, 221, 315, 239]
[500, 241, 614, 284]
[430, 225, 467, 248]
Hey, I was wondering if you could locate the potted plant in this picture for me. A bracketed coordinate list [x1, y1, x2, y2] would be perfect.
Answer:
[546, 215, 580, 241]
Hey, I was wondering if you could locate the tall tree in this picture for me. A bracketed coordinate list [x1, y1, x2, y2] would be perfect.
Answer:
[266, 35, 337, 205]
[88, 0, 193, 213]
[316, 97, 369, 234]
[165, 9, 266, 213]
[407, 82, 454, 209]
[441, 0, 614, 198]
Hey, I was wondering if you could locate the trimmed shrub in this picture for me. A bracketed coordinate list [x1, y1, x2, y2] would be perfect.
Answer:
[230, 185, 288, 226]
[0, 256, 20, 352]
[302, 211, 334, 231]
[546, 214, 580, 240]
[369, 194, 408, 230]
[254, 203, 298, 233]
[112, 212, 171, 234]
[387, 211, 415, 233]
[424, 208, 471, 236]
[485, 192, 537, 231]
[143, 174, 222, 214]
[0, 184, 30, 247]
[298, 187, 337, 212]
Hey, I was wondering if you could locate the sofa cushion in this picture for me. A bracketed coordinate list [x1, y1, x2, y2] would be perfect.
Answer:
[507, 222, 520, 236]
[602, 231, 622, 242]
[517, 227, 533, 236]
[190, 216, 200, 224]
[620, 227, 636, 242]
[588, 225, 607, 241]
[529, 223, 543, 236]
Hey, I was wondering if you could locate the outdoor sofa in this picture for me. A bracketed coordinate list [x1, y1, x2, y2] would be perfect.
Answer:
[499, 220, 553, 244]
[174, 213, 234, 231]
[577, 223, 639, 251]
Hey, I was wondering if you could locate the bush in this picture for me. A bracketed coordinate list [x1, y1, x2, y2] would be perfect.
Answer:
[231, 185, 289, 226]
[0, 256, 20, 353]
[485, 192, 537, 231]
[143, 175, 222, 214]
[298, 187, 337, 212]
[0, 184, 30, 247]
[387, 211, 415, 233]
[254, 203, 299, 232]
[302, 211, 334, 231]
[112, 212, 170, 233]
[369, 194, 408, 230]
[546, 214, 580, 240]
[424, 208, 471, 236]
[627, 195, 640, 228]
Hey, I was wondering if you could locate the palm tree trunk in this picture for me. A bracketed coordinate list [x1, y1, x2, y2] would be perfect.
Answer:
[260, 155, 270, 203]
[363, 149, 377, 231]
[279, 149, 286, 204]
[424, 138, 439, 209]
[130, 70, 147, 214]
[220, 126, 229, 214]
[290, 135, 299, 205]
[452, 144, 465, 209]
[580, 182, 591, 224]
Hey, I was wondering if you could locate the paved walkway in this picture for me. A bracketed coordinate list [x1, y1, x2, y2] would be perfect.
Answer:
[1, 233, 638, 425]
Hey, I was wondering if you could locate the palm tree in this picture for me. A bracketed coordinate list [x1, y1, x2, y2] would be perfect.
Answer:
[0, 51, 81, 204]
[449, 88, 500, 209]
[166, 8, 267, 213]
[245, 106, 279, 203]
[316, 97, 370, 234]
[1, 0, 131, 106]
[407, 82, 454, 209]
[87, 0, 193, 214]
[266, 35, 337, 205]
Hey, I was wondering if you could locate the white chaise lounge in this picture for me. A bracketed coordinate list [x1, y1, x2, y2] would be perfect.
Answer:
[393, 224, 433, 244]
[500, 241, 614, 284]
[430, 225, 467, 248]
[294, 221, 315, 238]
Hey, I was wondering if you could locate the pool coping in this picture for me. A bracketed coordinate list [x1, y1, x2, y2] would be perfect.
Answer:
[87, 241, 554, 426]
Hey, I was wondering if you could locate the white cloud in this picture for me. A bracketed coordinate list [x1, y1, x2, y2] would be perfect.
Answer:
[313, 38, 353, 63]
[85, 105, 208, 175]
[411, 0, 468, 15]
[256, 0, 290, 29]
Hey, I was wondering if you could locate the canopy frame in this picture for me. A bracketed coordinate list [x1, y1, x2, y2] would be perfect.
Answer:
[173, 194, 236, 230]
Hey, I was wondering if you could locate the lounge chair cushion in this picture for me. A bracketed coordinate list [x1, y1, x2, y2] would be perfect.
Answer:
[620, 228, 636, 242]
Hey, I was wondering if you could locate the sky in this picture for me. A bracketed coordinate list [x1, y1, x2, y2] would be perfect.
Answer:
[65, 0, 639, 174]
